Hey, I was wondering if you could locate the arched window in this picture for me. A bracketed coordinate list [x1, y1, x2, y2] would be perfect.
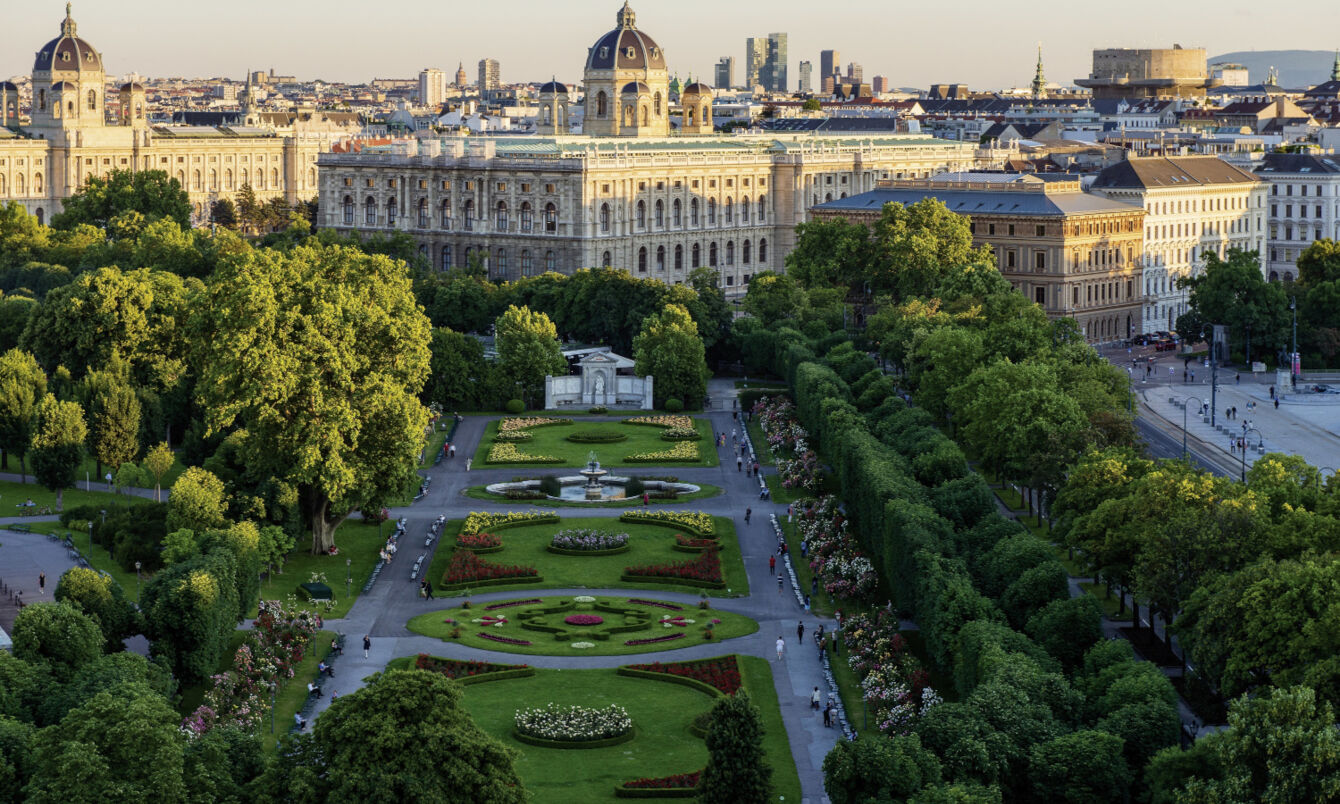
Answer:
[38, 89, 45, 112]
[674, 244, 684, 271]
[463, 199, 474, 230]
[691, 198, 700, 226]
[365, 196, 377, 225]
[672, 199, 681, 227]
[496, 248, 508, 274]
[759, 238, 768, 263]
[641, 105, 649, 127]
[654, 92, 662, 116]
[636, 200, 646, 229]
[741, 196, 750, 223]
[418, 244, 427, 259]
[441, 245, 453, 271]
[0, 175, 5, 195]
[708, 199, 717, 224]
[546, 250, 556, 272]
[542, 106, 551, 125]
[67, 100, 74, 117]
[386, 197, 397, 225]
[192, 170, 201, 191]
[656, 245, 665, 271]
[496, 200, 508, 231]
[175, 170, 184, 188]
[15, 174, 25, 195]
[342, 195, 354, 225]
[638, 246, 648, 273]
[758, 195, 766, 222]
[709, 242, 718, 267]
[521, 249, 532, 274]
[271, 168, 280, 188]
[600, 203, 611, 233]
[825, 192, 832, 202]
[88, 89, 96, 110]
[703, 104, 711, 124]
[240, 168, 249, 187]
[224, 169, 233, 191]
[441, 199, 452, 228]
[725, 198, 733, 223]
[596, 91, 608, 117]
[623, 105, 633, 127]
[520, 202, 533, 232]
[256, 169, 265, 190]
[418, 198, 429, 228]
[33, 173, 43, 194]
[692, 243, 700, 267]
[544, 203, 557, 233]
[725, 241, 735, 266]
[654, 199, 664, 228]
[209, 169, 218, 191]
[602, 250, 611, 267]
[743, 239, 752, 264]
[686, 106, 696, 126]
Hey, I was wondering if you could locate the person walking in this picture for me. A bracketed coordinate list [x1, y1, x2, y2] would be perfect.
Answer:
[642, 492, 649, 506]
[831, 629, 839, 655]
[811, 687, 822, 710]
[465, 458, 472, 471]
[775, 636, 785, 660]
[38, 572, 45, 593]
[823, 702, 833, 728]
[753, 461, 760, 476]
[811, 577, 818, 597]
[797, 621, 805, 642]
[1275, 398, 1280, 409]
[744, 507, 752, 525]
[787, 503, 793, 523]
[769, 554, 776, 575]
[737, 455, 744, 472]
[425, 580, 433, 600]
[362, 634, 371, 658]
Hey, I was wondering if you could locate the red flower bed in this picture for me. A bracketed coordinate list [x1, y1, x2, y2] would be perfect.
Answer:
[622, 770, 702, 790]
[675, 534, 717, 548]
[443, 549, 538, 585]
[478, 632, 531, 646]
[625, 548, 722, 584]
[628, 598, 683, 611]
[457, 533, 502, 549]
[414, 654, 528, 678]
[625, 633, 685, 647]
[625, 656, 743, 696]
[564, 614, 604, 626]
[484, 598, 541, 611]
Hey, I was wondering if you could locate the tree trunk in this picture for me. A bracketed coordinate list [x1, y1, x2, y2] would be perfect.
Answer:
[1, 449, 7, 470]
[56, 487, 64, 512]
[310, 494, 337, 555]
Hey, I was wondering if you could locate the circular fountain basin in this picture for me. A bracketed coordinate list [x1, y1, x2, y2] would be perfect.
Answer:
[484, 476, 700, 502]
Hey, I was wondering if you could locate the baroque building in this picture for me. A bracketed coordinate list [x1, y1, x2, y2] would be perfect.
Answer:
[318, 3, 984, 294]
[0, 5, 336, 224]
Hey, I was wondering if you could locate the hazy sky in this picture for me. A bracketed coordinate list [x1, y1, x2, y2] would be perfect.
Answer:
[4, 0, 1338, 90]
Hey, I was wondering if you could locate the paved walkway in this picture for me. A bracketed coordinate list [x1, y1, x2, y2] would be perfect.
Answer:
[0, 528, 80, 631]
[305, 380, 838, 802]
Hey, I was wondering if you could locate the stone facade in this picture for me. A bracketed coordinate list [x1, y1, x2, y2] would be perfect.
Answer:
[1256, 153, 1340, 283]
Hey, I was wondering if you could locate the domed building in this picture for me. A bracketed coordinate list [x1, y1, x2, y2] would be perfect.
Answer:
[679, 81, 714, 135]
[30, 3, 104, 132]
[535, 80, 570, 135]
[583, 2, 669, 137]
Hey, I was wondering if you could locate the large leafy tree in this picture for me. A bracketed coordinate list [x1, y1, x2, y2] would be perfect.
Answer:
[140, 548, 240, 685]
[786, 215, 876, 291]
[9, 602, 102, 681]
[193, 243, 430, 553]
[1028, 730, 1131, 804]
[1177, 248, 1290, 363]
[0, 348, 47, 478]
[424, 328, 496, 411]
[53, 567, 139, 652]
[28, 396, 86, 511]
[699, 691, 772, 804]
[493, 305, 565, 408]
[268, 669, 527, 804]
[632, 303, 709, 408]
[166, 466, 227, 533]
[742, 271, 806, 327]
[50, 169, 191, 231]
[823, 735, 942, 803]
[79, 358, 142, 476]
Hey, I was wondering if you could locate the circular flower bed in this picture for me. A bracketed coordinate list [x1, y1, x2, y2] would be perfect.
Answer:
[548, 529, 630, 555]
[571, 642, 595, 649]
[573, 595, 596, 604]
[564, 614, 605, 626]
[514, 703, 633, 747]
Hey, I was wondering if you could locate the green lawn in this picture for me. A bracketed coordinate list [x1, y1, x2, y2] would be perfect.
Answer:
[407, 595, 758, 656]
[71, 452, 188, 492]
[471, 417, 719, 468]
[1049, 544, 1089, 579]
[0, 479, 151, 516]
[778, 517, 836, 617]
[426, 516, 749, 598]
[763, 472, 806, 505]
[992, 485, 1025, 512]
[23, 519, 150, 602]
[419, 428, 450, 470]
[455, 657, 797, 802]
[745, 418, 774, 465]
[254, 520, 388, 619]
[462, 484, 723, 507]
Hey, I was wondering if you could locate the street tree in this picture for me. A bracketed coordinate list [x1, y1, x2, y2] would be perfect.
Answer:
[1177, 249, 1290, 363]
[632, 303, 709, 408]
[167, 466, 227, 533]
[0, 348, 47, 479]
[493, 305, 565, 408]
[210, 198, 239, 229]
[50, 169, 191, 231]
[143, 441, 174, 502]
[28, 396, 86, 510]
[742, 271, 806, 326]
[823, 735, 942, 803]
[699, 691, 772, 804]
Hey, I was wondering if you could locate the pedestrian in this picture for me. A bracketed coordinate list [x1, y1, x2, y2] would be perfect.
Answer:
[778, 575, 784, 594]
[753, 461, 760, 476]
[449, 444, 456, 458]
[1183, 370, 1188, 383]
[38, 572, 45, 592]
[465, 458, 472, 471]
[800, 539, 808, 558]
[831, 629, 839, 655]
[1275, 398, 1280, 409]
[732, 410, 738, 421]
[1236, 373, 1241, 384]
[745, 507, 752, 525]
[823, 703, 833, 728]
[362, 634, 371, 658]
[804, 595, 811, 613]
[787, 503, 794, 523]
[811, 686, 822, 710]
[811, 577, 818, 596]
[294, 713, 306, 730]
[1191, 370, 1195, 382]
[816, 623, 825, 643]
[1270, 385, 1275, 399]
[797, 621, 805, 642]
[769, 554, 776, 575]
[745, 462, 751, 477]
[425, 580, 433, 600]
[737, 455, 743, 472]
[775, 636, 785, 660]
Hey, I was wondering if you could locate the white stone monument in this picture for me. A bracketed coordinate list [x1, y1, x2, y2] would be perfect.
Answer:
[544, 350, 653, 409]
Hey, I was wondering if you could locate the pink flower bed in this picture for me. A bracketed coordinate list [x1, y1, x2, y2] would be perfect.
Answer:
[478, 632, 532, 646]
[485, 598, 541, 611]
[629, 598, 683, 611]
[564, 614, 605, 626]
[625, 633, 686, 647]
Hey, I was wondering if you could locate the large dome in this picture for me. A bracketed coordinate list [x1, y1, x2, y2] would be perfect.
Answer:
[33, 5, 102, 74]
[585, 2, 666, 72]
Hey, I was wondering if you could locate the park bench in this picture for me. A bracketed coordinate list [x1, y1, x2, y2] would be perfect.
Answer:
[8, 524, 31, 534]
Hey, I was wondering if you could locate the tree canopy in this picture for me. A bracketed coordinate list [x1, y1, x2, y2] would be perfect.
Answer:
[50, 169, 192, 231]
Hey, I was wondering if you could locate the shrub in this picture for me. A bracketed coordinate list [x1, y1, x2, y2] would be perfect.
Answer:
[495, 431, 534, 442]
[589, 406, 609, 415]
[441, 550, 539, 586]
[515, 703, 633, 742]
[624, 477, 646, 497]
[461, 511, 558, 535]
[551, 530, 629, 551]
[456, 533, 502, 551]
[620, 510, 714, 537]
[624, 548, 723, 586]
[664, 398, 684, 412]
[660, 427, 700, 441]
[505, 399, 525, 414]
[624, 657, 742, 696]
[538, 475, 562, 497]
[625, 441, 699, 462]
[565, 430, 628, 443]
[487, 443, 564, 464]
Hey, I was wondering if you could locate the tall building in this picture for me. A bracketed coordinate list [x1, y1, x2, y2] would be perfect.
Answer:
[872, 75, 888, 94]
[418, 68, 446, 107]
[1030, 46, 1047, 101]
[846, 62, 863, 83]
[820, 50, 840, 85]
[714, 56, 735, 90]
[455, 62, 468, 89]
[763, 33, 788, 93]
[1256, 153, 1340, 283]
[745, 37, 766, 88]
[1076, 47, 1218, 99]
[798, 61, 813, 93]
[581, 2, 670, 137]
[478, 58, 501, 92]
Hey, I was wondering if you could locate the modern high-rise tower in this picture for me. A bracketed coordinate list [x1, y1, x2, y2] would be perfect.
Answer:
[745, 37, 766, 88]
[820, 50, 840, 84]
[763, 32, 787, 93]
[715, 56, 735, 90]
[418, 68, 445, 106]
[478, 58, 500, 92]
[798, 60, 812, 93]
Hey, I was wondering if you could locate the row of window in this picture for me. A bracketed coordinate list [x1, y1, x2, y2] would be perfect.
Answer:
[342, 196, 559, 233]
[1271, 204, 1333, 219]
[1147, 217, 1253, 240]
[1146, 195, 1255, 214]
[1272, 224, 1334, 243]
[627, 238, 770, 273]
[1271, 183, 1331, 197]
[0, 172, 43, 195]
[178, 167, 285, 193]
[607, 196, 768, 232]
[434, 245, 557, 275]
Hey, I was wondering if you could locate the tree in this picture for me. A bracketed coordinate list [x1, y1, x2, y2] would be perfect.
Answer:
[687, 267, 733, 355]
[143, 441, 174, 502]
[425, 328, 496, 411]
[0, 348, 47, 479]
[193, 242, 430, 553]
[80, 360, 142, 476]
[28, 396, 86, 511]
[1177, 249, 1290, 364]
[1028, 730, 1130, 804]
[742, 271, 806, 326]
[699, 691, 772, 804]
[274, 669, 527, 803]
[38, 651, 176, 726]
[786, 216, 875, 290]
[493, 305, 565, 408]
[24, 683, 188, 803]
[167, 466, 227, 533]
[9, 602, 102, 681]
[258, 524, 297, 576]
[50, 169, 191, 231]
[823, 735, 942, 803]
[234, 184, 261, 235]
[140, 548, 240, 685]
[632, 303, 709, 408]
[210, 198, 239, 229]
[1024, 597, 1104, 673]
[53, 567, 139, 651]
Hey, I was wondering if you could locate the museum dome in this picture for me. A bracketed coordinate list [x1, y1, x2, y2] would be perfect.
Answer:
[585, 2, 666, 72]
[538, 80, 568, 94]
[33, 4, 103, 74]
[621, 81, 650, 95]
[681, 82, 713, 97]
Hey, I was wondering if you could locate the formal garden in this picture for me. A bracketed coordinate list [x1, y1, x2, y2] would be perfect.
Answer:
[473, 415, 717, 467]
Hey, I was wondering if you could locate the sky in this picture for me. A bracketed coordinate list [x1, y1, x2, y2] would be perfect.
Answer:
[4, 0, 1338, 90]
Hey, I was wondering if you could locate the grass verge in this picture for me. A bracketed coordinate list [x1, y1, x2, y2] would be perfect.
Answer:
[1079, 581, 1134, 623]
[254, 520, 387, 619]
[763, 472, 804, 505]
[0, 479, 151, 515]
[738, 654, 803, 803]
[745, 418, 774, 465]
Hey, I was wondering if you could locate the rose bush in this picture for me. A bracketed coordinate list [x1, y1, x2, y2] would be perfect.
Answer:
[564, 614, 604, 626]
[626, 415, 695, 430]
[456, 533, 502, 550]
[843, 609, 941, 737]
[442, 550, 538, 586]
[514, 703, 633, 741]
[550, 529, 629, 551]
[624, 657, 742, 695]
[498, 416, 572, 432]
[625, 548, 723, 585]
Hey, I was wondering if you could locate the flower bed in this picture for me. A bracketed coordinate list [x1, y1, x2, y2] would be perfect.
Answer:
[798, 496, 878, 601]
[564, 614, 605, 626]
[565, 429, 628, 443]
[442, 549, 540, 587]
[494, 431, 534, 442]
[551, 529, 629, 551]
[479, 632, 532, 646]
[659, 427, 701, 441]
[619, 511, 715, 538]
[413, 654, 533, 684]
[487, 442, 564, 464]
[626, 415, 695, 429]
[462, 511, 558, 536]
[843, 609, 941, 736]
[623, 657, 742, 696]
[628, 598, 683, 611]
[625, 633, 685, 647]
[623, 549, 724, 589]
[616, 771, 701, 798]
[484, 598, 542, 611]
[499, 416, 572, 433]
[673, 534, 717, 552]
[625, 441, 700, 463]
[456, 533, 503, 553]
[514, 703, 633, 743]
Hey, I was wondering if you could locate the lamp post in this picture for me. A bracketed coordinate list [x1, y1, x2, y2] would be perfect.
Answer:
[1180, 396, 1205, 460]
[87, 521, 92, 559]
[1290, 295, 1298, 389]
[269, 681, 277, 735]
[134, 561, 141, 602]
[1240, 427, 1263, 484]
[346, 558, 352, 598]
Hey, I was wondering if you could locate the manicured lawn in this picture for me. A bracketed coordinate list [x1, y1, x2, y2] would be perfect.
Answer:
[0, 479, 150, 516]
[265, 629, 337, 751]
[471, 417, 718, 468]
[745, 418, 774, 465]
[1079, 581, 1134, 623]
[738, 654, 803, 804]
[254, 520, 388, 619]
[778, 517, 836, 617]
[992, 484, 1025, 512]
[407, 595, 758, 656]
[419, 428, 450, 469]
[763, 472, 806, 505]
[23, 520, 150, 601]
[462, 483, 723, 507]
[426, 516, 749, 598]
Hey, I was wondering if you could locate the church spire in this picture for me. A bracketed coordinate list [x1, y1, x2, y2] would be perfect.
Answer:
[1332, 48, 1340, 82]
[61, 2, 77, 36]
[1031, 43, 1046, 100]
[617, 1, 636, 29]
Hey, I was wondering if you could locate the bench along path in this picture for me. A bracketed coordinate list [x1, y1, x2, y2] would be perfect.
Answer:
[303, 401, 840, 803]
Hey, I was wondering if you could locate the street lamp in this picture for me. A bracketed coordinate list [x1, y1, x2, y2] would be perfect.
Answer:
[87, 521, 93, 559]
[1240, 427, 1264, 484]
[269, 681, 277, 735]
[346, 558, 352, 598]
[1179, 396, 1205, 460]
[1290, 295, 1298, 389]
[134, 561, 141, 602]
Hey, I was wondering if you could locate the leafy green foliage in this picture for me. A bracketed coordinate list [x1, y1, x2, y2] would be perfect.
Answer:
[632, 303, 709, 408]
[53, 567, 139, 651]
[494, 305, 565, 409]
[50, 169, 191, 231]
[9, 603, 102, 681]
[0, 348, 47, 477]
[140, 549, 240, 685]
[700, 691, 772, 804]
[823, 735, 942, 803]
[28, 396, 86, 508]
[1177, 248, 1289, 363]
[1027, 730, 1130, 804]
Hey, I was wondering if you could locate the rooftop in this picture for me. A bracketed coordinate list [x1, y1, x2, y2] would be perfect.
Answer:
[814, 176, 1144, 217]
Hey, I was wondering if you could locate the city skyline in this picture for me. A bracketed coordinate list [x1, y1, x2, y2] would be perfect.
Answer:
[4, 0, 1337, 92]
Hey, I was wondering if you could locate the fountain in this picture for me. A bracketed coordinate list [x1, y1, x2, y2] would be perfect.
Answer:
[579, 451, 607, 500]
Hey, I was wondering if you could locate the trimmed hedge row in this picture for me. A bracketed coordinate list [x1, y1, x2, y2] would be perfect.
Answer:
[456, 668, 537, 686]
[618, 513, 714, 539]
[545, 544, 631, 557]
[513, 727, 637, 750]
[455, 543, 506, 555]
[619, 574, 725, 590]
[565, 431, 629, 444]
[615, 667, 724, 699]
[438, 576, 546, 592]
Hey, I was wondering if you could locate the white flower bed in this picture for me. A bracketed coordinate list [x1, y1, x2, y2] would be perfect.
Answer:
[514, 703, 632, 741]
